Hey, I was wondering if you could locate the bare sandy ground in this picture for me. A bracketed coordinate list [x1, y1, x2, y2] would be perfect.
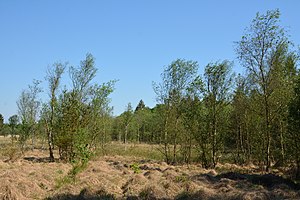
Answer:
[0, 149, 299, 200]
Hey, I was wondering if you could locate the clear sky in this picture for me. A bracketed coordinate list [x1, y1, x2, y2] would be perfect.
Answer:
[0, 1, 299, 122]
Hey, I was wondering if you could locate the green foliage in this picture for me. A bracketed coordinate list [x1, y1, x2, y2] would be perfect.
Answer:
[17, 80, 42, 151]
[47, 54, 115, 162]
[8, 115, 18, 138]
[0, 124, 11, 137]
[72, 129, 94, 168]
[202, 60, 234, 167]
[287, 73, 300, 178]
[55, 136, 93, 189]
[153, 59, 199, 164]
[135, 99, 146, 113]
[118, 103, 134, 145]
[44, 62, 66, 161]
[130, 163, 141, 174]
[19, 122, 31, 150]
[235, 9, 297, 171]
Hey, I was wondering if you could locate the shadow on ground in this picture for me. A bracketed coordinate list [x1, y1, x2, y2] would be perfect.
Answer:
[45, 188, 170, 200]
[193, 172, 300, 190]
[45, 188, 116, 200]
[216, 172, 300, 190]
[23, 156, 60, 163]
[45, 172, 300, 200]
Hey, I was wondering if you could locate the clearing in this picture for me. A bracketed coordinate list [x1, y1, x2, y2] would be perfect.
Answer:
[0, 143, 299, 199]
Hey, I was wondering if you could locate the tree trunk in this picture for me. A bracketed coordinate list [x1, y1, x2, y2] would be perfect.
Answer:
[201, 143, 208, 169]
[187, 132, 192, 164]
[45, 118, 55, 162]
[212, 127, 217, 168]
[118, 129, 121, 142]
[48, 130, 55, 162]
[124, 124, 128, 151]
[172, 118, 179, 164]
[264, 95, 271, 172]
[279, 120, 285, 163]
[137, 127, 140, 144]
[236, 123, 241, 163]
[164, 114, 170, 164]
[31, 130, 35, 151]
[245, 117, 251, 163]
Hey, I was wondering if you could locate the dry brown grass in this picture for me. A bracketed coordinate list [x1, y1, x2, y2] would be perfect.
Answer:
[0, 139, 299, 199]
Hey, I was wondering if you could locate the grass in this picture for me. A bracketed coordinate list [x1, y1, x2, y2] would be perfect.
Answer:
[0, 136, 299, 200]
[175, 174, 189, 183]
[55, 175, 74, 189]
[98, 142, 164, 161]
[55, 161, 90, 189]
[0, 136, 11, 146]
[56, 169, 64, 175]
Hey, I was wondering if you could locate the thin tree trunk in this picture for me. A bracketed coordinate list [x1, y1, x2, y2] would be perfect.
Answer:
[164, 114, 169, 164]
[236, 123, 240, 163]
[137, 127, 140, 144]
[48, 131, 54, 161]
[201, 142, 208, 169]
[279, 120, 285, 163]
[264, 94, 271, 172]
[124, 124, 128, 151]
[46, 116, 54, 162]
[31, 130, 35, 151]
[188, 131, 192, 164]
[173, 118, 179, 164]
[212, 127, 217, 168]
[118, 129, 121, 142]
[245, 116, 251, 163]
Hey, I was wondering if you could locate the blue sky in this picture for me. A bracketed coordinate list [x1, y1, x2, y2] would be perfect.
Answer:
[0, 1, 299, 121]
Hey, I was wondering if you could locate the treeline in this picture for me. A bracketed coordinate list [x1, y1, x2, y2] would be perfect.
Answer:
[110, 9, 300, 176]
[0, 9, 299, 177]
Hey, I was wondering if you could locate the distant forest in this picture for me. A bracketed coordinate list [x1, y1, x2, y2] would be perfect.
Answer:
[1, 9, 300, 178]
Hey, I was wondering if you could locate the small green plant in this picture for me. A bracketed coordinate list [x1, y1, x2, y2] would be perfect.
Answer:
[175, 175, 188, 183]
[55, 176, 74, 189]
[75, 143, 93, 163]
[55, 131, 94, 189]
[69, 142, 94, 175]
[130, 163, 141, 174]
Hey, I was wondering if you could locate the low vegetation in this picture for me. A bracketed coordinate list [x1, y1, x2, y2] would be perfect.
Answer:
[0, 142, 299, 199]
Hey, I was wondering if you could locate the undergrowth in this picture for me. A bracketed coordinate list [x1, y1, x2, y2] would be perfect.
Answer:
[55, 143, 93, 189]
